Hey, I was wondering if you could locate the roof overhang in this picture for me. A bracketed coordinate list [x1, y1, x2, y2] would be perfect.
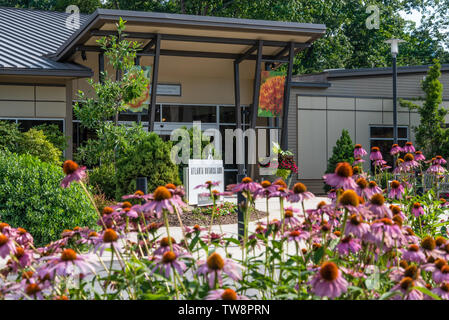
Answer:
[53, 8, 326, 62]
[0, 67, 94, 78]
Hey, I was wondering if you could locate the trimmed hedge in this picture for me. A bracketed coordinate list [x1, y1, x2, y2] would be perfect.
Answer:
[0, 151, 98, 246]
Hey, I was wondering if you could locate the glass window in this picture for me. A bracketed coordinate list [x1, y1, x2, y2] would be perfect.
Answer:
[162, 105, 216, 123]
[17, 119, 63, 132]
[370, 125, 408, 167]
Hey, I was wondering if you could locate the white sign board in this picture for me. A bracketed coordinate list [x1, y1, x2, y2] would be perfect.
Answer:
[184, 159, 224, 206]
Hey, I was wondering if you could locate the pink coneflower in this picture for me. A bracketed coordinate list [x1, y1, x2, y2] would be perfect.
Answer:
[352, 157, 365, 166]
[310, 262, 348, 299]
[287, 182, 315, 203]
[423, 259, 449, 283]
[253, 180, 279, 199]
[337, 189, 360, 212]
[93, 228, 122, 256]
[403, 142, 416, 153]
[403, 227, 420, 244]
[9, 246, 33, 272]
[432, 283, 449, 299]
[283, 229, 309, 244]
[414, 151, 425, 161]
[201, 232, 225, 245]
[197, 252, 243, 288]
[323, 162, 357, 190]
[367, 194, 393, 218]
[205, 288, 249, 300]
[60, 160, 86, 188]
[388, 180, 404, 200]
[39, 248, 97, 278]
[194, 181, 221, 190]
[412, 202, 424, 217]
[367, 181, 382, 195]
[373, 159, 387, 167]
[0, 234, 16, 259]
[435, 155, 447, 165]
[15, 228, 33, 247]
[390, 144, 402, 155]
[184, 224, 207, 236]
[142, 186, 186, 217]
[122, 190, 152, 201]
[420, 236, 444, 259]
[370, 218, 404, 248]
[232, 177, 261, 194]
[401, 244, 426, 263]
[401, 153, 419, 172]
[337, 236, 361, 255]
[390, 277, 423, 300]
[427, 162, 446, 175]
[354, 178, 373, 199]
[150, 251, 190, 278]
[345, 214, 370, 238]
[154, 237, 184, 255]
[354, 144, 367, 158]
[390, 205, 406, 220]
[283, 207, 301, 227]
[370, 147, 383, 161]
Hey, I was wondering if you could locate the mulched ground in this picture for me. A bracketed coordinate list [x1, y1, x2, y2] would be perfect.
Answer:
[152, 207, 268, 227]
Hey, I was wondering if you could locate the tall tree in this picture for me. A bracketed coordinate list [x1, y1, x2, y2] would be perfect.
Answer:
[400, 60, 449, 157]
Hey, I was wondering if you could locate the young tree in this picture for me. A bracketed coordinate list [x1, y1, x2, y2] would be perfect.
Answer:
[324, 129, 354, 192]
[74, 18, 148, 130]
[400, 60, 449, 157]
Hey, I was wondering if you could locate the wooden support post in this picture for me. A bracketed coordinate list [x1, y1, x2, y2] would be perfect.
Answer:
[280, 42, 294, 151]
[149, 34, 161, 132]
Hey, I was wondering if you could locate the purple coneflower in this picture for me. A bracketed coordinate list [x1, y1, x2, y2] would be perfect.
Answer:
[352, 157, 365, 166]
[421, 236, 444, 259]
[401, 153, 419, 171]
[390, 143, 402, 155]
[151, 251, 189, 278]
[39, 248, 97, 278]
[414, 151, 425, 161]
[232, 177, 261, 194]
[287, 182, 315, 202]
[402, 142, 415, 153]
[9, 246, 33, 272]
[205, 288, 248, 300]
[367, 194, 392, 218]
[345, 214, 370, 238]
[388, 180, 404, 200]
[253, 180, 279, 199]
[367, 180, 383, 195]
[194, 180, 221, 189]
[142, 186, 185, 217]
[336, 236, 361, 255]
[337, 189, 360, 212]
[93, 228, 122, 256]
[370, 218, 403, 248]
[283, 229, 309, 244]
[323, 162, 357, 190]
[0, 234, 16, 259]
[283, 207, 302, 227]
[154, 237, 184, 255]
[412, 202, 424, 217]
[370, 147, 383, 161]
[310, 262, 348, 299]
[432, 283, 449, 299]
[14, 228, 33, 247]
[423, 258, 449, 284]
[355, 178, 372, 199]
[197, 252, 243, 288]
[435, 155, 447, 165]
[354, 144, 367, 158]
[401, 244, 426, 263]
[390, 205, 406, 220]
[390, 277, 423, 300]
[60, 160, 86, 188]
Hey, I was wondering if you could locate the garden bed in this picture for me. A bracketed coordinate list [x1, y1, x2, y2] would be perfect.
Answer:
[152, 201, 268, 226]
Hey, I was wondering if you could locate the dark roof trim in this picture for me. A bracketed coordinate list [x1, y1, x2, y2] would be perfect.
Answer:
[326, 64, 449, 79]
[0, 67, 94, 77]
[54, 8, 326, 61]
[290, 82, 331, 88]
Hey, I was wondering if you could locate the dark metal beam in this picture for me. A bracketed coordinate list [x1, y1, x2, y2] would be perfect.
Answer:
[149, 34, 161, 132]
[280, 42, 295, 150]
[90, 29, 310, 48]
[98, 52, 104, 84]
[142, 38, 156, 52]
[251, 40, 263, 130]
[234, 45, 257, 64]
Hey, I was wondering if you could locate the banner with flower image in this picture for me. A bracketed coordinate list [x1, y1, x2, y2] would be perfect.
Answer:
[125, 65, 151, 113]
[257, 70, 286, 117]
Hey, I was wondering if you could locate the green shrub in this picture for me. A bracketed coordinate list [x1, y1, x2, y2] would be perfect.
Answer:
[32, 123, 69, 153]
[88, 163, 117, 200]
[116, 129, 181, 197]
[17, 128, 62, 166]
[324, 129, 354, 192]
[0, 151, 98, 246]
[0, 120, 20, 152]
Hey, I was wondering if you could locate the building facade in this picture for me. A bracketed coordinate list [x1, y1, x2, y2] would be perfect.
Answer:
[288, 66, 449, 193]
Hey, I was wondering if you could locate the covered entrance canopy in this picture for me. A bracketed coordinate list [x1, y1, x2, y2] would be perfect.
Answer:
[52, 9, 326, 176]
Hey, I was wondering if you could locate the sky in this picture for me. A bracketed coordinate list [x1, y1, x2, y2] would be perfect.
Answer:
[399, 9, 422, 27]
